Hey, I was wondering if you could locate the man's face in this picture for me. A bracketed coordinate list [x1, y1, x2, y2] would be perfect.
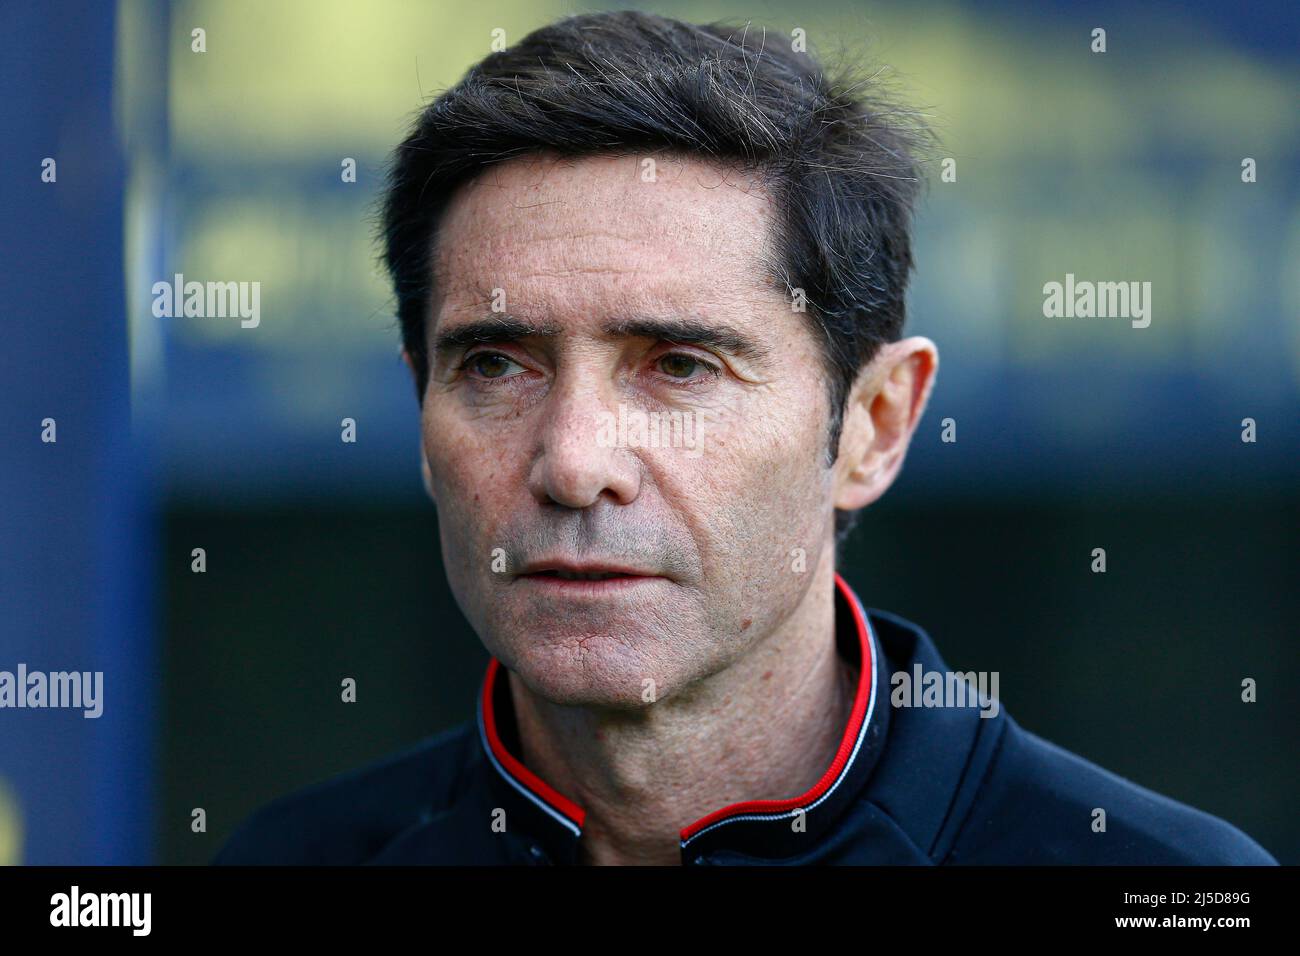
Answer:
[420, 152, 838, 708]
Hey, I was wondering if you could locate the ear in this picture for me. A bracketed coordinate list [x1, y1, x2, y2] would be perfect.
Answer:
[401, 348, 437, 506]
[832, 336, 938, 513]
[419, 450, 436, 505]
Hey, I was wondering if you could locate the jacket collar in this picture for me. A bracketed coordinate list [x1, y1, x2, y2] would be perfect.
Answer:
[476, 572, 890, 864]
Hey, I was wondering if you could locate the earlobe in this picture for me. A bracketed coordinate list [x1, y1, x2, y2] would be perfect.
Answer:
[420, 447, 437, 505]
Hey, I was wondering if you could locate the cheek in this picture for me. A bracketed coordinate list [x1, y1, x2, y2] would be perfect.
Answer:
[422, 408, 526, 630]
[682, 389, 831, 569]
[421, 406, 519, 543]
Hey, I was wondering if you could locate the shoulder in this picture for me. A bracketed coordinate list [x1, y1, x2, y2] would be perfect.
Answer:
[211, 721, 477, 865]
[947, 716, 1277, 865]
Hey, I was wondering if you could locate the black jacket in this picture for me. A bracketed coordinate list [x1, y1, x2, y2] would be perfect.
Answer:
[213, 574, 1277, 865]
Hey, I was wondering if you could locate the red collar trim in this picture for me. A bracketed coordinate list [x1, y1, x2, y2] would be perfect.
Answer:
[678, 572, 875, 841]
[481, 658, 586, 829]
[478, 571, 874, 842]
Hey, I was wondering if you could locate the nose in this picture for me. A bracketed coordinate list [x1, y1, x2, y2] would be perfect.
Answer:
[527, 372, 641, 509]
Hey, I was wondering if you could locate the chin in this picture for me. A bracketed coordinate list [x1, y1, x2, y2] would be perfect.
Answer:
[503, 632, 686, 710]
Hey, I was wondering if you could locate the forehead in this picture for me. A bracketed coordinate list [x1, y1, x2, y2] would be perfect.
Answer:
[430, 152, 782, 323]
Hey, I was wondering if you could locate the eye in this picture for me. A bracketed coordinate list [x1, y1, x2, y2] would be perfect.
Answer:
[657, 352, 721, 381]
[462, 352, 524, 380]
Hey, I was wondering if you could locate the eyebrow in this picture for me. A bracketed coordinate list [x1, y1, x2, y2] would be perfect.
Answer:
[601, 316, 772, 365]
[431, 316, 563, 356]
[431, 313, 772, 365]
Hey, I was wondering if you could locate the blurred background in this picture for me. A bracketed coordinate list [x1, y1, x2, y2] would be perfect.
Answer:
[1, 0, 1296, 865]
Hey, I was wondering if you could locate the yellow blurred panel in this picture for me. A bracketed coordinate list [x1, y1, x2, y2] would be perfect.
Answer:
[130, 0, 1299, 374]
[173, 197, 391, 349]
[169, 0, 565, 158]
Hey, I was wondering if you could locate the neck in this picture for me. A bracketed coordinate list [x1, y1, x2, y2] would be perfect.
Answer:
[508, 561, 856, 865]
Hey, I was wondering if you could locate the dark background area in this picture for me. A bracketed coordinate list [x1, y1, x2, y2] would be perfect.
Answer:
[165, 485, 1298, 865]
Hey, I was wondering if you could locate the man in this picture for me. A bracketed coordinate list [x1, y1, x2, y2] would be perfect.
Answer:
[213, 11, 1275, 865]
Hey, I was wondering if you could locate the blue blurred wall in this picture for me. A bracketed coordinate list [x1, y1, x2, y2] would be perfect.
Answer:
[0, 0, 154, 864]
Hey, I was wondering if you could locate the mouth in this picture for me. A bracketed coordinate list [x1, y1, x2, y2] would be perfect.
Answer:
[514, 561, 666, 594]
[527, 569, 636, 581]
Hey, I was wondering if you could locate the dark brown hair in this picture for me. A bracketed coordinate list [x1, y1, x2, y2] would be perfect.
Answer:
[379, 10, 930, 543]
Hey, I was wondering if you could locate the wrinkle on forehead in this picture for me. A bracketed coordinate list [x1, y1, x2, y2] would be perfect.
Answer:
[428, 152, 782, 317]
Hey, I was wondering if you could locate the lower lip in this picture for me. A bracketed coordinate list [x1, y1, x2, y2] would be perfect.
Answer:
[516, 574, 664, 596]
